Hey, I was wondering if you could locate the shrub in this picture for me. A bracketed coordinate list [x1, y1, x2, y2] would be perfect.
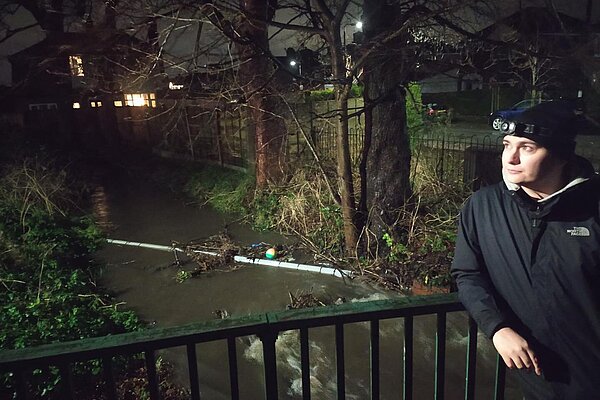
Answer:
[0, 159, 143, 398]
[183, 165, 252, 214]
[307, 84, 363, 101]
[406, 82, 424, 131]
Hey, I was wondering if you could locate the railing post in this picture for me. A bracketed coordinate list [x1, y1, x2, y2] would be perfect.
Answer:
[259, 330, 279, 400]
[370, 319, 380, 400]
[15, 370, 28, 400]
[494, 354, 506, 400]
[403, 316, 414, 400]
[145, 350, 161, 400]
[59, 362, 74, 400]
[335, 322, 345, 400]
[464, 317, 478, 400]
[186, 344, 201, 400]
[300, 327, 311, 400]
[435, 312, 447, 400]
[227, 337, 240, 400]
[102, 356, 118, 400]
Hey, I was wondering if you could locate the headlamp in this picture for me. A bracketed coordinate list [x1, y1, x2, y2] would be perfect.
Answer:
[500, 121, 551, 138]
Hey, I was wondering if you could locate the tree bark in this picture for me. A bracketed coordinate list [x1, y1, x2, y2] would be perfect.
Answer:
[330, 29, 359, 255]
[362, 0, 412, 248]
[236, 0, 285, 187]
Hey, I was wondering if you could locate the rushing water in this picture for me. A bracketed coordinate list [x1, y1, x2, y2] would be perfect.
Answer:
[92, 175, 522, 399]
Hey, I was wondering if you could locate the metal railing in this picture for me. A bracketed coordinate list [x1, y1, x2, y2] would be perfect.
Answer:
[0, 293, 508, 400]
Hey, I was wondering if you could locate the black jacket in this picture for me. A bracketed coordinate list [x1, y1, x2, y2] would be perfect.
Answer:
[451, 159, 600, 399]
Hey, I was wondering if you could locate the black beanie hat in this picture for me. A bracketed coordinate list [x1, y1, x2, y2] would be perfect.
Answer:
[501, 100, 582, 158]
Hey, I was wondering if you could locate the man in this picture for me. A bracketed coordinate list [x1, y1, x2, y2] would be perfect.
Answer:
[451, 102, 600, 399]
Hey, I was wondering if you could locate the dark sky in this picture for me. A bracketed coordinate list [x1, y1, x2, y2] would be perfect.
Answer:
[1, 0, 599, 87]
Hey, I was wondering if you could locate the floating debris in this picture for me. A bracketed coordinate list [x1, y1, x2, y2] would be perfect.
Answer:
[287, 289, 327, 309]
[213, 309, 230, 319]
[243, 242, 296, 262]
[173, 233, 241, 274]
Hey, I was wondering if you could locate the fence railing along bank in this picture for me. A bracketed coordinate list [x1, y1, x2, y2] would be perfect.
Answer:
[16, 98, 599, 183]
[147, 98, 511, 189]
[0, 294, 512, 400]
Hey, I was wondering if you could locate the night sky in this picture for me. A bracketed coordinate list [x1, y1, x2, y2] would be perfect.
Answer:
[1, 0, 599, 87]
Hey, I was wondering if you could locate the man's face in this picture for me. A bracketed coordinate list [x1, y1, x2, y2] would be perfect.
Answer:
[501, 135, 564, 187]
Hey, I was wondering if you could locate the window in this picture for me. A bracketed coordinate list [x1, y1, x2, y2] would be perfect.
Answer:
[69, 55, 85, 77]
[72, 102, 81, 109]
[28, 103, 58, 111]
[114, 100, 123, 107]
[124, 93, 157, 108]
[90, 101, 103, 108]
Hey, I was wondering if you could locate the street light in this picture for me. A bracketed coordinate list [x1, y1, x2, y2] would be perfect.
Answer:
[343, 20, 363, 48]
[289, 59, 303, 89]
[289, 59, 301, 76]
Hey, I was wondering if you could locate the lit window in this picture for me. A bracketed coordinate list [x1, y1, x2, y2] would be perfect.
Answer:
[72, 102, 81, 109]
[91, 102, 96, 108]
[124, 93, 157, 107]
[69, 55, 84, 77]
[97, 101, 102, 107]
[114, 100, 123, 107]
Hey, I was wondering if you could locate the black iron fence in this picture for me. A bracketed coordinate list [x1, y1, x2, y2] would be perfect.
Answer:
[0, 294, 511, 400]
[149, 100, 599, 185]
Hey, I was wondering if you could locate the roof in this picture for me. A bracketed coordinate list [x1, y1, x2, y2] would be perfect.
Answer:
[480, 6, 600, 42]
[8, 30, 148, 62]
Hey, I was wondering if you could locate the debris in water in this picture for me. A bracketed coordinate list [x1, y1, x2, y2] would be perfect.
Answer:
[172, 233, 241, 274]
[213, 309, 230, 319]
[287, 289, 327, 309]
[244, 242, 295, 261]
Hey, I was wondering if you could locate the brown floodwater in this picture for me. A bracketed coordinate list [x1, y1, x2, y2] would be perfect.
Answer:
[93, 175, 522, 399]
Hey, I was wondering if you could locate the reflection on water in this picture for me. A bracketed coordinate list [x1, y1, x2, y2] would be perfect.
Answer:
[93, 177, 522, 399]
[90, 185, 114, 231]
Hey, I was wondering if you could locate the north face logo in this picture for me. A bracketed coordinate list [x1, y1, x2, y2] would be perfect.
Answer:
[566, 227, 591, 237]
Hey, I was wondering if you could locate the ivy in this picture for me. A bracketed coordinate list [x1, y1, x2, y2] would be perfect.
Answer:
[0, 160, 142, 397]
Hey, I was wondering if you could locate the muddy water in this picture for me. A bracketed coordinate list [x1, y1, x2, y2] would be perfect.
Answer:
[93, 177, 521, 399]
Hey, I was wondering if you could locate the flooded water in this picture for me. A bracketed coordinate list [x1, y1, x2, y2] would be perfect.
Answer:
[93, 174, 522, 399]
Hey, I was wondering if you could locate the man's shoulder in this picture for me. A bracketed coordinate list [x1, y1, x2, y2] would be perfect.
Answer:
[469, 182, 506, 204]
[460, 182, 507, 219]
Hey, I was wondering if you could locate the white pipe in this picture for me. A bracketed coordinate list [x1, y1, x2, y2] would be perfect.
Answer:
[106, 239, 353, 278]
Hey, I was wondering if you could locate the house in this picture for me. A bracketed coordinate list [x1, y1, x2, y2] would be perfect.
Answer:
[7, 29, 163, 149]
[419, 67, 483, 94]
[475, 7, 600, 100]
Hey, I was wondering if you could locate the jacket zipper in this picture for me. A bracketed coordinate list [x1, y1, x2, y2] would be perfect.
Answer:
[532, 205, 541, 228]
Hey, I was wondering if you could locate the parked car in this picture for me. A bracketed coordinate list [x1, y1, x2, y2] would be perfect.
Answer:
[489, 99, 544, 130]
[424, 103, 452, 124]
[489, 98, 584, 130]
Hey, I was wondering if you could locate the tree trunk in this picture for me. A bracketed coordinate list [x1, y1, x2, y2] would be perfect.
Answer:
[336, 87, 359, 253]
[330, 37, 359, 255]
[362, 0, 412, 248]
[236, 0, 285, 187]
